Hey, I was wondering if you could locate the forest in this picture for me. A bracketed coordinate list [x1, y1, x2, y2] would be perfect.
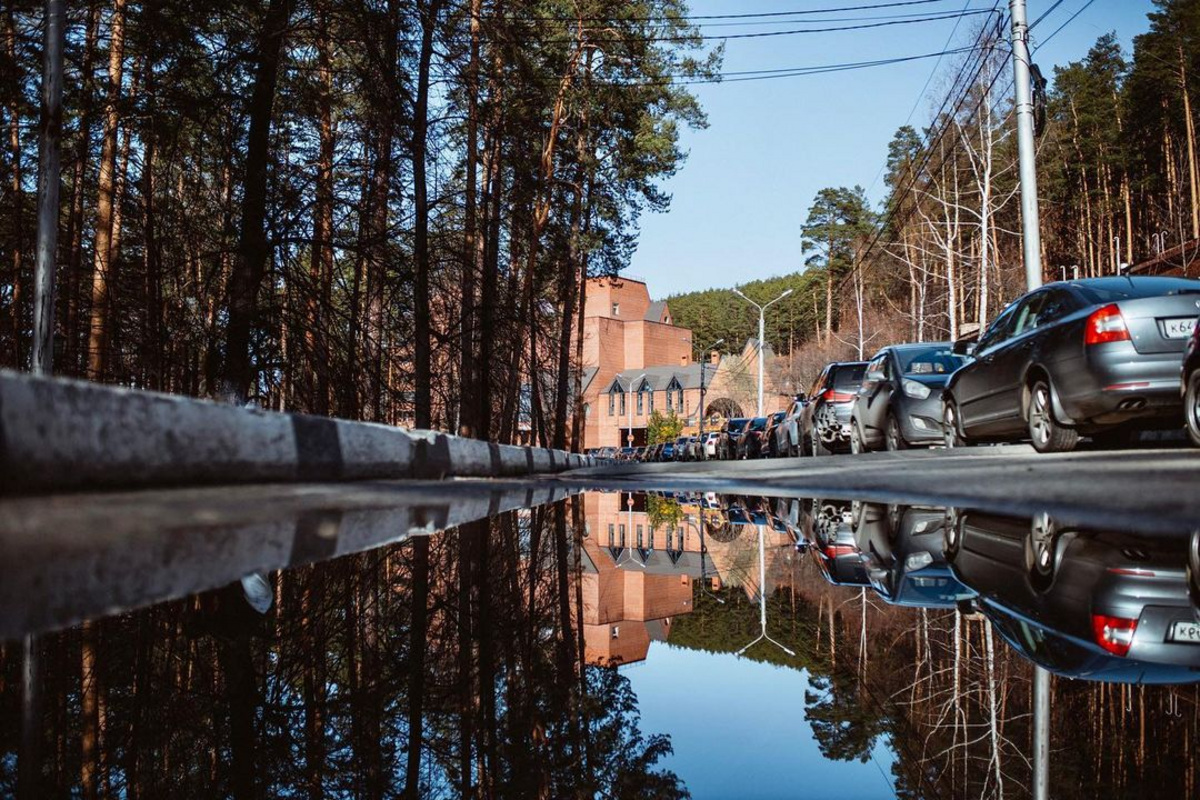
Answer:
[0, 0, 718, 448]
[668, 1, 1200, 389]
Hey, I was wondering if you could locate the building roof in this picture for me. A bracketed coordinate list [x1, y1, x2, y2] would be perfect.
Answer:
[644, 300, 669, 323]
[605, 363, 715, 393]
[580, 366, 599, 396]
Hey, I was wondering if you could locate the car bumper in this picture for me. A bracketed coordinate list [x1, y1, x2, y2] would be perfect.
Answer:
[898, 395, 946, 445]
[1055, 344, 1186, 426]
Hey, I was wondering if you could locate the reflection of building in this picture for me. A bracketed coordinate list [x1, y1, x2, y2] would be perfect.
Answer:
[577, 492, 707, 665]
[575, 276, 793, 449]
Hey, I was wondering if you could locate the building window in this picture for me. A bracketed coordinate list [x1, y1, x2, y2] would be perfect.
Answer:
[608, 523, 615, 546]
[649, 528, 655, 549]
[637, 525, 644, 547]
[612, 302, 620, 316]
[666, 391, 673, 412]
[677, 388, 684, 408]
[620, 393, 626, 416]
[584, 403, 590, 419]
[608, 393, 614, 416]
[618, 524, 626, 546]
[637, 391, 644, 415]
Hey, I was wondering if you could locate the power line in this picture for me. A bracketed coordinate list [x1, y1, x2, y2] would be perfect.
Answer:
[633, 45, 987, 86]
[498, 9, 1002, 45]
[1032, 0, 1097, 52]
[505, 0, 976, 24]
[1028, 0, 1067, 32]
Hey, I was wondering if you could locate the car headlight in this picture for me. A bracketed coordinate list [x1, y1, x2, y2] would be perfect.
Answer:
[902, 379, 931, 399]
[905, 552, 934, 571]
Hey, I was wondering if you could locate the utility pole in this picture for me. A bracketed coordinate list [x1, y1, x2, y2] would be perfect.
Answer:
[697, 338, 724, 443]
[1010, 0, 1043, 292]
[733, 288, 792, 416]
[1011, 6, 1051, 795]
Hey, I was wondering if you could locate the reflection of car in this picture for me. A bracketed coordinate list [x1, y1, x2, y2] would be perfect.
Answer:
[850, 502, 974, 608]
[850, 343, 966, 452]
[737, 416, 770, 459]
[801, 361, 868, 456]
[718, 418, 749, 460]
[802, 499, 869, 586]
[944, 509, 1200, 680]
[942, 276, 1200, 453]
[1183, 315, 1200, 447]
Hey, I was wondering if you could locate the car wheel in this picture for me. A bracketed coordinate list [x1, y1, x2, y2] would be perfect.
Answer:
[885, 413, 907, 452]
[1024, 511, 1059, 589]
[850, 421, 864, 455]
[1185, 369, 1200, 448]
[942, 398, 966, 448]
[1027, 379, 1079, 454]
[1187, 529, 1200, 609]
[943, 508, 962, 560]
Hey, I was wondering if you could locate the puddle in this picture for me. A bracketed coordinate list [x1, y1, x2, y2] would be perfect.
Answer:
[1, 486, 1198, 798]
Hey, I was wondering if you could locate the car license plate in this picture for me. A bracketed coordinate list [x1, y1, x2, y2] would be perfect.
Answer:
[1168, 620, 1200, 643]
[1162, 317, 1198, 339]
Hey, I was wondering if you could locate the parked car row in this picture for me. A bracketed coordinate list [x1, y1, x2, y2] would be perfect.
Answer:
[710, 276, 1200, 458]
[786, 495, 1200, 683]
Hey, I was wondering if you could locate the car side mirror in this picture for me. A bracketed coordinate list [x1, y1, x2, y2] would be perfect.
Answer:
[865, 370, 886, 383]
[952, 339, 976, 357]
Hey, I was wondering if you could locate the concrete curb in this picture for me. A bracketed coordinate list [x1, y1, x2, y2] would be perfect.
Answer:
[0, 369, 597, 494]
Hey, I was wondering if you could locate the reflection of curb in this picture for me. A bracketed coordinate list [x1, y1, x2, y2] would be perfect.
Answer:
[0, 369, 596, 494]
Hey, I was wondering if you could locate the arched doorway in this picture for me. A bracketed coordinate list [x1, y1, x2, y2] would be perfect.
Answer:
[705, 397, 744, 420]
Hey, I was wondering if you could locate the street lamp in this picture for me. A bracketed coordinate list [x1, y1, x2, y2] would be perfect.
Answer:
[626, 372, 646, 447]
[696, 338, 724, 441]
[735, 523, 796, 658]
[733, 288, 793, 416]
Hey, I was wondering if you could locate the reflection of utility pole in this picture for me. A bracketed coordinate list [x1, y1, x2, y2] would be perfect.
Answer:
[626, 372, 646, 447]
[692, 514, 726, 605]
[1032, 664, 1050, 800]
[736, 524, 796, 657]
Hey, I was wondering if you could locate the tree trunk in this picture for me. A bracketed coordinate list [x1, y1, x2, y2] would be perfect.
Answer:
[307, 4, 334, 416]
[6, 7, 24, 368]
[222, 0, 295, 401]
[457, 0, 483, 437]
[86, 0, 127, 380]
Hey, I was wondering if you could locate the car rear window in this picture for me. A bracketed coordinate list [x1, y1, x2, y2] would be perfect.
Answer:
[726, 419, 748, 432]
[1075, 277, 1200, 303]
[832, 364, 866, 390]
[897, 346, 967, 376]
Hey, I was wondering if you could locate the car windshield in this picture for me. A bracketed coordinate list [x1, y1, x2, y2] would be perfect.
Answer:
[726, 419, 748, 432]
[897, 346, 967, 376]
[748, 417, 767, 431]
[832, 364, 867, 390]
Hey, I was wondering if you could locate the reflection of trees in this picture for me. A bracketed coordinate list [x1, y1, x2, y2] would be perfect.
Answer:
[805, 672, 887, 763]
[704, 521, 741, 544]
[0, 499, 686, 799]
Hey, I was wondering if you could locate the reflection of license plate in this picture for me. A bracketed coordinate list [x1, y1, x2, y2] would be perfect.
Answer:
[1168, 620, 1200, 643]
[1163, 317, 1198, 339]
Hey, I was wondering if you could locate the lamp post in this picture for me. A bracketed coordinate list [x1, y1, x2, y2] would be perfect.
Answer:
[735, 523, 795, 658]
[626, 372, 646, 447]
[697, 338, 724, 442]
[733, 288, 793, 416]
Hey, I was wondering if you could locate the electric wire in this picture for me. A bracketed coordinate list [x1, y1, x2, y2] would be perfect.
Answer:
[505, 0, 976, 24]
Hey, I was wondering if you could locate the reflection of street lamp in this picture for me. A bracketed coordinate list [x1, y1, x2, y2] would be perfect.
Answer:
[735, 524, 796, 657]
[696, 338, 724, 441]
[626, 372, 647, 447]
[733, 288, 793, 416]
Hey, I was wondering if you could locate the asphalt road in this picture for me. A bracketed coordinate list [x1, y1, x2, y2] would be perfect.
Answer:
[565, 444, 1200, 535]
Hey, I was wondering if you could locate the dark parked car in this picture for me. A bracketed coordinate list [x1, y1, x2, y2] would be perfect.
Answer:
[718, 417, 750, 460]
[942, 276, 1200, 453]
[673, 436, 692, 462]
[943, 509, 1200, 681]
[762, 410, 787, 457]
[1183, 314, 1200, 447]
[850, 343, 967, 452]
[770, 396, 807, 457]
[737, 416, 770, 459]
[660, 440, 676, 460]
[801, 361, 868, 455]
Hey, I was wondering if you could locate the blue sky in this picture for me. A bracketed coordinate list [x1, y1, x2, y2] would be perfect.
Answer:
[630, 0, 1157, 298]
[625, 641, 898, 799]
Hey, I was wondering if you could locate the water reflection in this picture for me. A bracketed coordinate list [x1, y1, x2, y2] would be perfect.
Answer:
[0, 488, 1197, 798]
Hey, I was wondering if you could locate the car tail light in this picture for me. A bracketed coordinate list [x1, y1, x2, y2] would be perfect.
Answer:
[822, 389, 855, 403]
[1085, 304, 1131, 346]
[1091, 614, 1138, 656]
